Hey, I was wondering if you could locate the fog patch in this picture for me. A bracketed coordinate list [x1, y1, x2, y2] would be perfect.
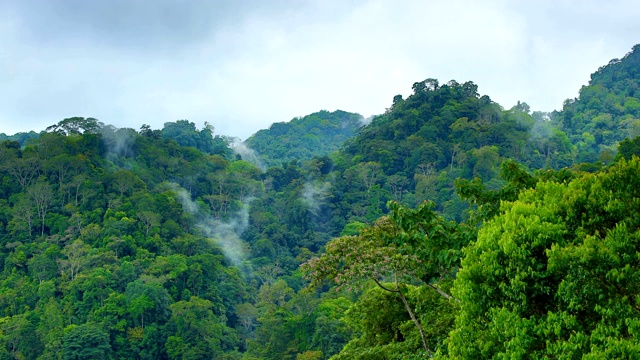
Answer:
[198, 203, 250, 267]
[168, 183, 250, 267]
[301, 180, 332, 216]
[232, 140, 264, 170]
[530, 111, 553, 141]
[359, 115, 376, 126]
[100, 125, 137, 161]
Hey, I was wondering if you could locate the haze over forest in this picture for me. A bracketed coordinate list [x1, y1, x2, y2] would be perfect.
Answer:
[1, 0, 639, 139]
[3, 2, 640, 360]
[1, 42, 640, 358]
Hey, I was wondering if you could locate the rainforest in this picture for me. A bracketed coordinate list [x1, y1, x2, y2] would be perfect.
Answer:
[1, 45, 640, 359]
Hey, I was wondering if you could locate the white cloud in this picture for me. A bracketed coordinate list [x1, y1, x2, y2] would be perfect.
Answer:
[0, 0, 638, 138]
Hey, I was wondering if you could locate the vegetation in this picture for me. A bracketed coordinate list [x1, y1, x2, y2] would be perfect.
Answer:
[0, 130, 40, 146]
[244, 110, 363, 168]
[447, 157, 640, 358]
[1, 44, 640, 359]
[0, 119, 253, 359]
[553, 44, 640, 163]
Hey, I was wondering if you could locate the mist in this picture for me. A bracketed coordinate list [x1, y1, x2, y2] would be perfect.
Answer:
[300, 175, 334, 219]
[232, 140, 265, 171]
[359, 115, 376, 126]
[100, 126, 138, 162]
[168, 183, 250, 267]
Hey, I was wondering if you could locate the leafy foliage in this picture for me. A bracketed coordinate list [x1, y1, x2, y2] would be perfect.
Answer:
[0, 121, 257, 359]
[160, 120, 233, 158]
[302, 200, 471, 356]
[2, 44, 640, 360]
[553, 44, 640, 163]
[615, 134, 640, 161]
[245, 110, 363, 168]
[446, 158, 640, 358]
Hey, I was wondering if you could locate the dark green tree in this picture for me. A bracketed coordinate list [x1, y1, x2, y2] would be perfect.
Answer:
[62, 323, 111, 360]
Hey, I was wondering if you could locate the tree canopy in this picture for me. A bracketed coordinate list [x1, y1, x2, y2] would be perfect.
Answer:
[2, 43, 640, 360]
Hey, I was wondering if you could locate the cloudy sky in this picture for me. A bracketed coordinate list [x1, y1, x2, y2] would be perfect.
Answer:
[1, 0, 639, 139]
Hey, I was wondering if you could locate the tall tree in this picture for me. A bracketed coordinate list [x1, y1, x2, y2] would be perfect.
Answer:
[46, 117, 104, 136]
[28, 180, 54, 236]
[62, 323, 111, 360]
[447, 157, 640, 358]
[303, 201, 472, 356]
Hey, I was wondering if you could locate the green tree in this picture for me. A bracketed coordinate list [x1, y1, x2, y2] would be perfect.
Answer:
[36, 298, 65, 360]
[28, 180, 54, 236]
[236, 302, 258, 335]
[303, 201, 471, 356]
[46, 117, 104, 136]
[28, 247, 59, 283]
[10, 194, 36, 238]
[58, 239, 90, 281]
[310, 297, 353, 358]
[62, 323, 111, 360]
[0, 314, 43, 360]
[165, 296, 225, 360]
[446, 158, 640, 358]
[6, 156, 40, 190]
[615, 135, 640, 161]
[125, 280, 171, 329]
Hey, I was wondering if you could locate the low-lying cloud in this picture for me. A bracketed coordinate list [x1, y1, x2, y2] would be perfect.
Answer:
[168, 183, 250, 267]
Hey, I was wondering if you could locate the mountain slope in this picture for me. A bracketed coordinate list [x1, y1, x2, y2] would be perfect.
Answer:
[2, 44, 640, 360]
[0, 120, 257, 359]
[328, 78, 575, 221]
[553, 44, 640, 162]
[244, 110, 363, 168]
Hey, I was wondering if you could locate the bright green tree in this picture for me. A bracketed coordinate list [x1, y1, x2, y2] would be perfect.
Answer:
[446, 157, 640, 358]
[303, 201, 472, 356]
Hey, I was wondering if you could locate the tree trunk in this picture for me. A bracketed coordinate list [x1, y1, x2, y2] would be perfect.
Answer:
[428, 283, 458, 302]
[397, 287, 431, 357]
[373, 278, 432, 356]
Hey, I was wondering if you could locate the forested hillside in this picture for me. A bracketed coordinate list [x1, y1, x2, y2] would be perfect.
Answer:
[1, 44, 640, 359]
[0, 118, 254, 359]
[553, 44, 640, 163]
[330, 78, 575, 221]
[244, 110, 363, 168]
[0, 130, 40, 146]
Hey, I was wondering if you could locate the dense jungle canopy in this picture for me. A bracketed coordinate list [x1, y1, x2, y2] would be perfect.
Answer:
[1, 45, 640, 359]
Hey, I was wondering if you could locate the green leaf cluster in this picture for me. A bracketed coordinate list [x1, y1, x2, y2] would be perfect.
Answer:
[447, 157, 640, 358]
[245, 110, 363, 168]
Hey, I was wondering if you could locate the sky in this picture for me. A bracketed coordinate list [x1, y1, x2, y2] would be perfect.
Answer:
[1, 0, 639, 140]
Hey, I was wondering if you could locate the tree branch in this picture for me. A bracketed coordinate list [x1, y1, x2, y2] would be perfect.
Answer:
[372, 278, 400, 293]
[427, 283, 459, 302]
[395, 276, 432, 357]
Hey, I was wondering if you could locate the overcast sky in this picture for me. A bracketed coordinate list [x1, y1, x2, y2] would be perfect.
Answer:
[1, 0, 638, 139]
